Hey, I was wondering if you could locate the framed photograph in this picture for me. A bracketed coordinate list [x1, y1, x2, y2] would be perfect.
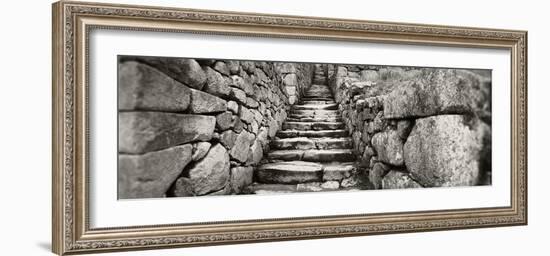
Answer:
[52, 1, 527, 255]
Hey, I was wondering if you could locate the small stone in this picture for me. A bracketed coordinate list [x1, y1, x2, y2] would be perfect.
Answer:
[216, 111, 233, 131]
[232, 116, 245, 133]
[369, 162, 390, 189]
[230, 131, 254, 162]
[245, 97, 259, 108]
[382, 171, 423, 189]
[227, 60, 241, 75]
[371, 130, 404, 166]
[230, 166, 254, 194]
[189, 89, 227, 114]
[213, 61, 230, 76]
[247, 139, 264, 165]
[283, 74, 298, 86]
[227, 101, 239, 114]
[321, 181, 340, 190]
[192, 141, 211, 161]
[229, 87, 247, 104]
[341, 177, 359, 188]
[220, 130, 237, 149]
[203, 66, 231, 97]
[239, 106, 255, 124]
[186, 143, 230, 195]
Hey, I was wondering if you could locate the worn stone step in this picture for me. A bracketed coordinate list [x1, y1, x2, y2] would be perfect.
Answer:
[286, 117, 342, 122]
[256, 161, 323, 184]
[299, 97, 334, 101]
[289, 114, 341, 120]
[267, 149, 356, 162]
[291, 109, 339, 115]
[276, 129, 349, 138]
[322, 162, 356, 181]
[300, 100, 336, 105]
[271, 137, 353, 150]
[293, 104, 338, 110]
[282, 121, 344, 131]
[303, 93, 332, 97]
[244, 183, 298, 194]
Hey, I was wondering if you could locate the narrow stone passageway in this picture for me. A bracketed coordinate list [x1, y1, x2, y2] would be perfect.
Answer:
[245, 66, 368, 194]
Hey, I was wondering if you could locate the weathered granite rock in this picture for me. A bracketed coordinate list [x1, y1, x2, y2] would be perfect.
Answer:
[247, 139, 264, 165]
[230, 166, 254, 193]
[397, 120, 413, 139]
[371, 130, 404, 166]
[382, 171, 422, 189]
[404, 115, 489, 187]
[189, 89, 227, 114]
[186, 143, 230, 195]
[229, 87, 247, 104]
[119, 112, 215, 154]
[192, 141, 211, 161]
[118, 61, 191, 112]
[369, 162, 390, 189]
[220, 130, 238, 149]
[216, 111, 233, 131]
[230, 131, 254, 162]
[227, 60, 240, 75]
[239, 106, 254, 124]
[118, 144, 193, 199]
[384, 69, 475, 118]
[227, 100, 239, 114]
[213, 61, 230, 76]
[138, 57, 206, 90]
[203, 66, 231, 97]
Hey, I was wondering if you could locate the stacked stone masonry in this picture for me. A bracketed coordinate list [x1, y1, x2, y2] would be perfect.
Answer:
[118, 57, 314, 198]
[328, 64, 492, 189]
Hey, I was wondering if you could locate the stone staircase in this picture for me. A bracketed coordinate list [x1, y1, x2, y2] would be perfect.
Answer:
[244, 66, 361, 194]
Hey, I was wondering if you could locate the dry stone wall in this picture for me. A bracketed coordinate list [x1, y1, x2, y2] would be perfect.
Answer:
[118, 56, 314, 199]
[327, 64, 492, 189]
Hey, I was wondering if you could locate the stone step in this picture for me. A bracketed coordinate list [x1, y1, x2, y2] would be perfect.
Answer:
[293, 104, 338, 110]
[271, 137, 353, 150]
[286, 117, 343, 122]
[299, 97, 334, 101]
[300, 100, 336, 105]
[255, 161, 323, 184]
[276, 129, 349, 138]
[303, 92, 332, 96]
[282, 121, 344, 131]
[244, 183, 298, 194]
[267, 149, 356, 162]
[291, 109, 339, 116]
[254, 161, 357, 184]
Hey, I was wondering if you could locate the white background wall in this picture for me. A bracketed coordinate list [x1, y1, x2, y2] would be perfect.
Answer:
[0, 0, 547, 255]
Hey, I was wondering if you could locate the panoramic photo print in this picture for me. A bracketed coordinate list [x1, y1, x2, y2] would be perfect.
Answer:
[117, 56, 492, 199]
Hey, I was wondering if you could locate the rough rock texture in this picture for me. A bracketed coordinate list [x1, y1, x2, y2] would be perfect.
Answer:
[136, 57, 207, 90]
[119, 112, 215, 154]
[381, 171, 422, 189]
[404, 115, 489, 187]
[371, 130, 404, 166]
[189, 89, 227, 114]
[230, 166, 254, 193]
[383, 69, 476, 119]
[118, 61, 191, 112]
[185, 144, 230, 195]
[118, 144, 193, 199]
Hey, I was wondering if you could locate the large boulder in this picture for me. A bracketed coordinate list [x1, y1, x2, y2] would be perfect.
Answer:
[404, 115, 490, 187]
[136, 57, 207, 90]
[189, 89, 227, 114]
[119, 112, 215, 154]
[118, 61, 191, 112]
[118, 144, 193, 199]
[203, 66, 231, 97]
[229, 131, 255, 162]
[383, 69, 476, 119]
[185, 143, 230, 195]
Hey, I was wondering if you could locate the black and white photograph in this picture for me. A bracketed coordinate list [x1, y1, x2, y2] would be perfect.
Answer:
[117, 56, 492, 199]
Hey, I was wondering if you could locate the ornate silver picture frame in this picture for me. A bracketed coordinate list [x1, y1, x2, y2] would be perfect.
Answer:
[52, 1, 527, 255]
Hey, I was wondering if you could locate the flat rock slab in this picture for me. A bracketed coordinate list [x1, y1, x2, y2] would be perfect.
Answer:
[271, 137, 353, 150]
[323, 162, 356, 181]
[119, 112, 215, 154]
[268, 149, 355, 162]
[293, 104, 338, 110]
[256, 161, 323, 184]
[245, 183, 298, 194]
[300, 100, 336, 105]
[282, 122, 344, 131]
[292, 109, 340, 115]
[276, 129, 349, 138]
[299, 97, 334, 101]
[286, 117, 343, 122]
